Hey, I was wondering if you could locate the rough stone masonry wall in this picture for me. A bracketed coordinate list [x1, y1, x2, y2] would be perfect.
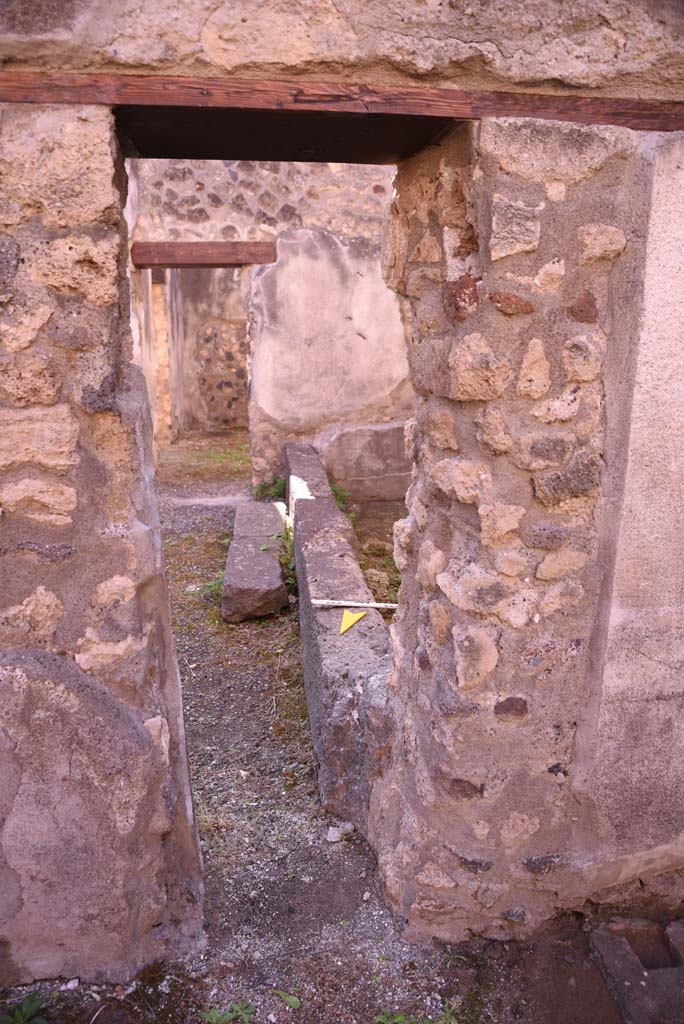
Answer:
[368, 117, 684, 941]
[0, 104, 203, 984]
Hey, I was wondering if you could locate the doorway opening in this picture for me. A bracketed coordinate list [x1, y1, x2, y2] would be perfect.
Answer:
[122, 149, 421, 1020]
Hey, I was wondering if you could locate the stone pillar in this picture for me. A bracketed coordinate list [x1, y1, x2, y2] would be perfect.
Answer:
[0, 105, 203, 983]
[369, 117, 684, 940]
[130, 268, 175, 454]
[149, 272, 175, 447]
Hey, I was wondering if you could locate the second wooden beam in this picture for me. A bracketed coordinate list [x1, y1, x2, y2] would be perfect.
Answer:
[131, 240, 276, 268]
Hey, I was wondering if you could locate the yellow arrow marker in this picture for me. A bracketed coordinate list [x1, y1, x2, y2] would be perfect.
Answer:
[340, 609, 367, 635]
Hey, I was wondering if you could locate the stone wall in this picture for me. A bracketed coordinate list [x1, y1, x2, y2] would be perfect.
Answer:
[128, 159, 415, 497]
[0, 104, 203, 984]
[367, 118, 684, 941]
[1, 2, 683, 100]
[167, 265, 249, 434]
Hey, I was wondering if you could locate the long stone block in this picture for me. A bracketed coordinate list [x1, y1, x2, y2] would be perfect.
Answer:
[284, 441, 333, 514]
[220, 501, 289, 623]
[285, 443, 393, 831]
[319, 419, 412, 500]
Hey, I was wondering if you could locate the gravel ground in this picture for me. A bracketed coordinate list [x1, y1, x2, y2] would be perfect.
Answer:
[0, 435, 623, 1024]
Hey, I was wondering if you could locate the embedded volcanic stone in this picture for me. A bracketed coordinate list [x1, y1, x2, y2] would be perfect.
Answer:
[488, 290, 534, 315]
[516, 338, 550, 399]
[536, 548, 587, 580]
[0, 350, 61, 407]
[533, 449, 602, 506]
[532, 386, 582, 423]
[521, 516, 572, 550]
[0, 232, 20, 291]
[443, 274, 479, 322]
[475, 407, 512, 454]
[513, 431, 576, 471]
[448, 332, 513, 401]
[427, 455, 492, 505]
[220, 502, 289, 623]
[0, 405, 79, 472]
[563, 333, 603, 382]
[452, 625, 499, 690]
[489, 195, 541, 261]
[423, 397, 459, 451]
[566, 289, 598, 323]
[494, 696, 528, 719]
[577, 223, 627, 263]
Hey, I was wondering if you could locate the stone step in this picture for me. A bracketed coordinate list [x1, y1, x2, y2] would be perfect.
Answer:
[220, 501, 289, 623]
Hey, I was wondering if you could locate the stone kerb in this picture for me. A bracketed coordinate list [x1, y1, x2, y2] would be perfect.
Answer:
[220, 502, 289, 623]
[285, 443, 393, 831]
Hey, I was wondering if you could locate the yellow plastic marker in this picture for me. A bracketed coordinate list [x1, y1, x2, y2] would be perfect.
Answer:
[340, 609, 367, 635]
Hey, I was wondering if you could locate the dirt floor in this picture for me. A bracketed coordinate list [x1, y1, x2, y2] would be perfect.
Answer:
[0, 433, 625, 1024]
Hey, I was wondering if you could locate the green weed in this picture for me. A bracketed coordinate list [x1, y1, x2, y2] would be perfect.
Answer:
[0, 993, 48, 1024]
[274, 989, 301, 1009]
[331, 482, 357, 525]
[202, 572, 224, 599]
[375, 1001, 464, 1024]
[275, 522, 297, 595]
[200, 1001, 255, 1023]
[254, 476, 286, 501]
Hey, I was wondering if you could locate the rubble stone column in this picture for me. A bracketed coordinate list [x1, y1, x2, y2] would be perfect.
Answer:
[370, 117, 684, 940]
[0, 104, 203, 983]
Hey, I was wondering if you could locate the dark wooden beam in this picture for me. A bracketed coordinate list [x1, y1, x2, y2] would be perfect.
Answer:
[131, 241, 276, 269]
[1, 72, 683, 132]
[116, 106, 453, 164]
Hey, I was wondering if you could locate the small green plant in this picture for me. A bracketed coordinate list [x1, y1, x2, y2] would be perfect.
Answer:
[0, 993, 48, 1024]
[274, 989, 301, 1009]
[200, 1011, 232, 1024]
[254, 476, 286, 501]
[331, 482, 357, 525]
[200, 1001, 256, 1024]
[437, 1002, 461, 1024]
[202, 572, 224, 598]
[275, 523, 297, 595]
[331, 481, 350, 510]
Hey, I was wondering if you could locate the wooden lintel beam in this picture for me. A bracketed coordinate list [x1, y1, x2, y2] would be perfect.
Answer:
[0, 72, 683, 132]
[131, 241, 276, 269]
